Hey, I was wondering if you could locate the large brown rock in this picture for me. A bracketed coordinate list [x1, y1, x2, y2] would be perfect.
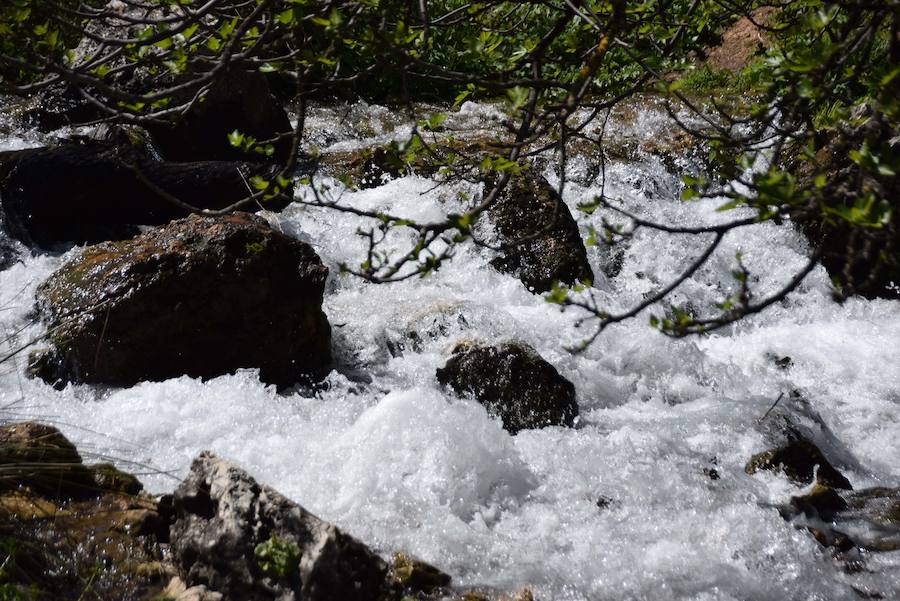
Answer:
[29, 213, 331, 388]
[0, 140, 291, 248]
[488, 169, 593, 293]
[170, 452, 388, 601]
[436, 341, 579, 434]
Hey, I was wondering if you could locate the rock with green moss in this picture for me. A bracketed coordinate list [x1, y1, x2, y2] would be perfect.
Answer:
[436, 341, 578, 434]
[89, 463, 144, 496]
[29, 213, 331, 389]
[388, 552, 452, 595]
[0, 423, 173, 600]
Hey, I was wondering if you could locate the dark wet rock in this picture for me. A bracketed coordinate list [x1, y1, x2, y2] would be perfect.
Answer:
[436, 341, 578, 434]
[0, 140, 291, 248]
[89, 463, 144, 496]
[0, 232, 21, 271]
[324, 149, 593, 293]
[802, 525, 856, 553]
[487, 168, 593, 293]
[147, 66, 292, 163]
[790, 484, 848, 521]
[789, 117, 899, 300]
[0, 421, 96, 499]
[388, 552, 452, 595]
[29, 213, 331, 388]
[764, 353, 793, 370]
[18, 83, 103, 132]
[745, 438, 852, 490]
[170, 452, 388, 601]
[703, 467, 721, 481]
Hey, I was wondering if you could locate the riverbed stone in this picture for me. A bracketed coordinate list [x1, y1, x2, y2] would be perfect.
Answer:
[790, 484, 848, 521]
[89, 462, 144, 496]
[0, 422, 173, 600]
[0, 140, 291, 248]
[388, 552, 452, 595]
[745, 438, 852, 490]
[29, 212, 331, 388]
[487, 168, 593, 293]
[436, 341, 579, 434]
[169, 452, 388, 601]
[0, 421, 96, 498]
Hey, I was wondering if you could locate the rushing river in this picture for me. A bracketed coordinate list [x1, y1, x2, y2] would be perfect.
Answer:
[1, 99, 898, 600]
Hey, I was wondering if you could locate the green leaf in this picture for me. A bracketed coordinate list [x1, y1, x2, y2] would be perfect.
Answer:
[276, 8, 295, 25]
[227, 130, 244, 148]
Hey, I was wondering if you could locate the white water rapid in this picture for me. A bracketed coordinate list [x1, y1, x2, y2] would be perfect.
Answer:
[1, 99, 898, 600]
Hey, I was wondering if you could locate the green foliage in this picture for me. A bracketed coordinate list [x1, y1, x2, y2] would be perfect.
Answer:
[254, 535, 301, 579]
[0, 0, 896, 331]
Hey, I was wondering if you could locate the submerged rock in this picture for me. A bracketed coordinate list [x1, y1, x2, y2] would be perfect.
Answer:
[436, 341, 579, 434]
[488, 168, 593, 293]
[745, 438, 852, 490]
[0, 141, 291, 248]
[169, 452, 388, 601]
[846, 487, 900, 528]
[29, 213, 331, 388]
[790, 484, 848, 521]
[0, 231, 20, 271]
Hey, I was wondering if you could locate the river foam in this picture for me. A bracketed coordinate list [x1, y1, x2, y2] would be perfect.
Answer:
[1, 100, 898, 600]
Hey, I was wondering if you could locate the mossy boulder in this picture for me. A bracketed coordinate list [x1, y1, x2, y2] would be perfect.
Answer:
[487, 168, 593, 293]
[745, 438, 852, 490]
[436, 342, 579, 434]
[29, 213, 331, 388]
